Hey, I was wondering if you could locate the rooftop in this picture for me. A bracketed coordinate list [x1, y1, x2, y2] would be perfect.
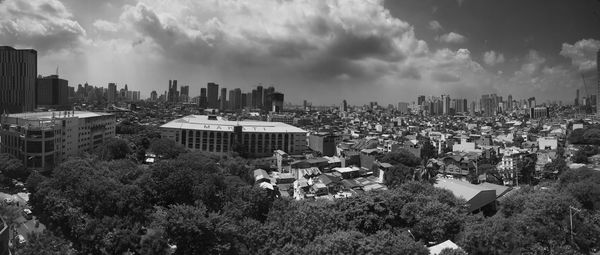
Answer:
[161, 115, 306, 133]
[6, 111, 113, 120]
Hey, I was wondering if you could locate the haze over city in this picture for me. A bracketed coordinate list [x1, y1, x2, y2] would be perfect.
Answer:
[0, 0, 599, 105]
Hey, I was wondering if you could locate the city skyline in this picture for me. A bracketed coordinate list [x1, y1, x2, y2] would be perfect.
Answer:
[0, 0, 599, 105]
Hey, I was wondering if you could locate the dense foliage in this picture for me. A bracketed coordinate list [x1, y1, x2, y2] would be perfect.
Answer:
[6, 150, 598, 254]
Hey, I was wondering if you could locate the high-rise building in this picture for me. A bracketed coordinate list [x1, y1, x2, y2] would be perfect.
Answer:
[397, 102, 409, 114]
[575, 89, 580, 106]
[219, 87, 227, 110]
[36, 75, 69, 109]
[234, 88, 242, 110]
[180, 85, 189, 103]
[271, 92, 284, 113]
[168, 80, 179, 103]
[481, 94, 498, 117]
[107, 83, 117, 104]
[597, 50, 600, 114]
[417, 95, 426, 106]
[207, 82, 219, 109]
[263, 86, 275, 111]
[0, 46, 37, 113]
[342, 100, 348, 112]
[507, 94, 513, 111]
[442, 95, 450, 115]
[256, 86, 263, 109]
[150, 90, 158, 101]
[200, 88, 207, 108]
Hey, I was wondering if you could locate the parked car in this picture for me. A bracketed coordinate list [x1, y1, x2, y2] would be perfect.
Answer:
[23, 208, 33, 220]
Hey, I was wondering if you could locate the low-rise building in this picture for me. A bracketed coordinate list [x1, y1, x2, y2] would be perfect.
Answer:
[0, 111, 116, 170]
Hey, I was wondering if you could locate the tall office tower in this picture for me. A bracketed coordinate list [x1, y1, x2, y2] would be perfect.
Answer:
[271, 92, 284, 113]
[251, 89, 259, 108]
[443, 95, 451, 115]
[207, 82, 219, 109]
[180, 85, 189, 102]
[417, 95, 426, 106]
[168, 80, 179, 103]
[342, 100, 348, 112]
[36, 75, 69, 109]
[243, 92, 252, 108]
[575, 89, 580, 106]
[481, 94, 497, 117]
[597, 50, 600, 114]
[256, 85, 263, 109]
[263, 86, 275, 111]
[150, 90, 157, 101]
[234, 88, 242, 110]
[220, 87, 227, 110]
[228, 90, 236, 110]
[528, 97, 536, 108]
[200, 88, 207, 108]
[0, 46, 37, 113]
[107, 83, 117, 104]
[507, 94, 513, 111]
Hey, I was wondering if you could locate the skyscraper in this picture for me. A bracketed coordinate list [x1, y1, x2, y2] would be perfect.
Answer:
[507, 94, 513, 111]
[342, 100, 348, 112]
[180, 85, 189, 102]
[150, 90, 157, 101]
[36, 75, 69, 109]
[220, 87, 227, 110]
[271, 92, 284, 113]
[263, 86, 275, 111]
[168, 80, 178, 103]
[234, 88, 242, 110]
[597, 50, 600, 115]
[575, 89, 580, 106]
[256, 85, 263, 109]
[207, 82, 219, 109]
[107, 83, 117, 104]
[417, 95, 426, 106]
[200, 88, 207, 108]
[0, 46, 37, 113]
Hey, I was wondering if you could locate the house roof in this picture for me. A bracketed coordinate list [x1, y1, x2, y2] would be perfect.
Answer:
[428, 240, 460, 255]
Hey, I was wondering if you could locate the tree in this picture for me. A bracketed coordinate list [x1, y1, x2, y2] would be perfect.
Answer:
[380, 149, 420, 167]
[543, 157, 568, 180]
[0, 153, 27, 180]
[420, 140, 437, 161]
[98, 138, 132, 160]
[384, 164, 415, 188]
[149, 138, 186, 159]
[19, 231, 76, 255]
[513, 135, 525, 147]
[572, 149, 588, 164]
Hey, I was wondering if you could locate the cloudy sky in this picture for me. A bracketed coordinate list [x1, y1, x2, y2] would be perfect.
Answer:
[1, 0, 599, 105]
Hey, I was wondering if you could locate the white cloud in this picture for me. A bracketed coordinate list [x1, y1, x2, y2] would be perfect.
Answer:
[436, 32, 467, 44]
[483, 50, 505, 66]
[93, 19, 119, 32]
[428, 20, 443, 31]
[560, 38, 600, 72]
[0, 0, 86, 52]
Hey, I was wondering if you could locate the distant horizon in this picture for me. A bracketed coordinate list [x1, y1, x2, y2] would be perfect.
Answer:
[1, 0, 599, 105]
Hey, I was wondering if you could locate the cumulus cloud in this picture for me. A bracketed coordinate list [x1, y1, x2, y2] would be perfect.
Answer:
[93, 19, 119, 32]
[483, 50, 505, 66]
[429, 20, 443, 31]
[436, 32, 467, 44]
[118, 0, 431, 82]
[0, 0, 86, 52]
[560, 39, 600, 72]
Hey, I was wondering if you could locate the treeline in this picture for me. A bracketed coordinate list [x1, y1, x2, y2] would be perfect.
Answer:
[12, 149, 600, 254]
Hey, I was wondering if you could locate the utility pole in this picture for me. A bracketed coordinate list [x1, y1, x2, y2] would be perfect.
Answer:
[570, 205, 582, 245]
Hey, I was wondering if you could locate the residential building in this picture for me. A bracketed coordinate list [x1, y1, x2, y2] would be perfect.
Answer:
[308, 133, 341, 157]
